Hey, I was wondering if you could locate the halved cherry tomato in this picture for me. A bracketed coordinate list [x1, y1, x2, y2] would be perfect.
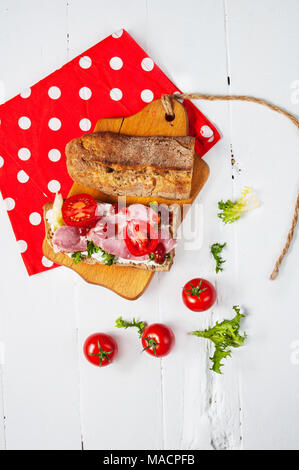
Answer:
[83, 333, 118, 367]
[141, 323, 175, 357]
[125, 219, 158, 257]
[182, 278, 216, 312]
[62, 193, 97, 228]
[153, 242, 166, 264]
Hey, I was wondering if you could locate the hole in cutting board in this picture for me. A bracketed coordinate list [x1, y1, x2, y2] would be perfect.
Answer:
[165, 113, 175, 122]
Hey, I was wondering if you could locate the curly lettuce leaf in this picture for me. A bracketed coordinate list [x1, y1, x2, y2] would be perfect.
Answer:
[87, 241, 114, 265]
[218, 187, 259, 224]
[115, 316, 145, 337]
[87, 240, 100, 257]
[71, 242, 114, 265]
[71, 251, 83, 264]
[190, 306, 246, 374]
[211, 242, 226, 273]
[99, 248, 115, 266]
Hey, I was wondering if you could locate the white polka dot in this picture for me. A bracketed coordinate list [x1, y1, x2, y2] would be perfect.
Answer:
[48, 180, 61, 193]
[17, 240, 27, 253]
[79, 87, 92, 100]
[79, 56, 92, 69]
[17, 170, 29, 183]
[48, 118, 61, 131]
[48, 149, 61, 162]
[0, 156, 3, 168]
[200, 125, 213, 138]
[79, 118, 92, 131]
[42, 256, 53, 268]
[112, 29, 123, 38]
[20, 88, 31, 98]
[110, 88, 123, 101]
[141, 89, 154, 103]
[141, 58, 154, 71]
[109, 57, 123, 70]
[4, 197, 15, 211]
[208, 136, 215, 143]
[48, 86, 61, 100]
[29, 212, 41, 226]
[18, 116, 31, 130]
[18, 148, 31, 161]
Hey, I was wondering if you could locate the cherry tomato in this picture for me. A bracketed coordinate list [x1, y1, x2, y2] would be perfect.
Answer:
[153, 242, 166, 264]
[83, 333, 118, 367]
[62, 193, 97, 228]
[141, 323, 175, 357]
[182, 278, 216, 312]
[125, 219, 158, 257]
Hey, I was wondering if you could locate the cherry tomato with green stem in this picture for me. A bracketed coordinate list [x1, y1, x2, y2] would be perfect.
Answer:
[115, 317, 175, 358]
[83, 333, 118, 367]
[141, 323, 175, 357]
[182, 278, 216, 312]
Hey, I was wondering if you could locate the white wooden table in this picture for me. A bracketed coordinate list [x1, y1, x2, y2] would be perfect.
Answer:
[1, 0, 299, 450]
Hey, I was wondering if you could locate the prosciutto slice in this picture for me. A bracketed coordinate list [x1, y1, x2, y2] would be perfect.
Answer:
[53, 226, 87, 253]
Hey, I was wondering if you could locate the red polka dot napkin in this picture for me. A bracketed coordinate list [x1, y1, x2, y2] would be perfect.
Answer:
[0, 29, 220, 276]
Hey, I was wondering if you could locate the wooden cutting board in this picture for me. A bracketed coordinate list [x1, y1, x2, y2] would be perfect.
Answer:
[43, 99, 209, 299]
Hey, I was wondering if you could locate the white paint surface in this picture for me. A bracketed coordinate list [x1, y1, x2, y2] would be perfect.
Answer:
[0, 0, 299, 450]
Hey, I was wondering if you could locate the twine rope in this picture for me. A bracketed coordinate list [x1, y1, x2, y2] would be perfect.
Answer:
[161, 93, 299, 280]
[270, 191, 299, 280]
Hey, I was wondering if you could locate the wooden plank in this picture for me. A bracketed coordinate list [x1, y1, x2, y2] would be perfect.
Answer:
[0, 0, 82, 450]
[66, 0, 164, 451]
[148, 0, 243, 450]
[226, 0, 299, 450]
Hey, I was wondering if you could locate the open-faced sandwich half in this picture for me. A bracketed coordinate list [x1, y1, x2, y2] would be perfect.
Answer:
[44, 193, 180, 272]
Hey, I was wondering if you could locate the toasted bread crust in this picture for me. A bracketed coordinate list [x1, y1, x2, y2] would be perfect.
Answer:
[65, 132, 194, 199]
[43, 202, 178, 272]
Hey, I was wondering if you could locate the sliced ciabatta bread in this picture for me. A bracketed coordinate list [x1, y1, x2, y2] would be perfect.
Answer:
[65, 132, 195, 200]
[43, 199, 180, 272]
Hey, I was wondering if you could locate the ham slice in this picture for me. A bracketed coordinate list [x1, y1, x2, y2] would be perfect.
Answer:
[53, 226, 87, 253]
[126, 204, 158, 225]
[87, 212, 151, 261]
[96, 202, 115, 218]
[97, 237, 148, 261]
[93, 228, 175, 260]
[89, 222, 149, 261]
[159, 228, 177, 253]
[88, 218, 117, 244]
